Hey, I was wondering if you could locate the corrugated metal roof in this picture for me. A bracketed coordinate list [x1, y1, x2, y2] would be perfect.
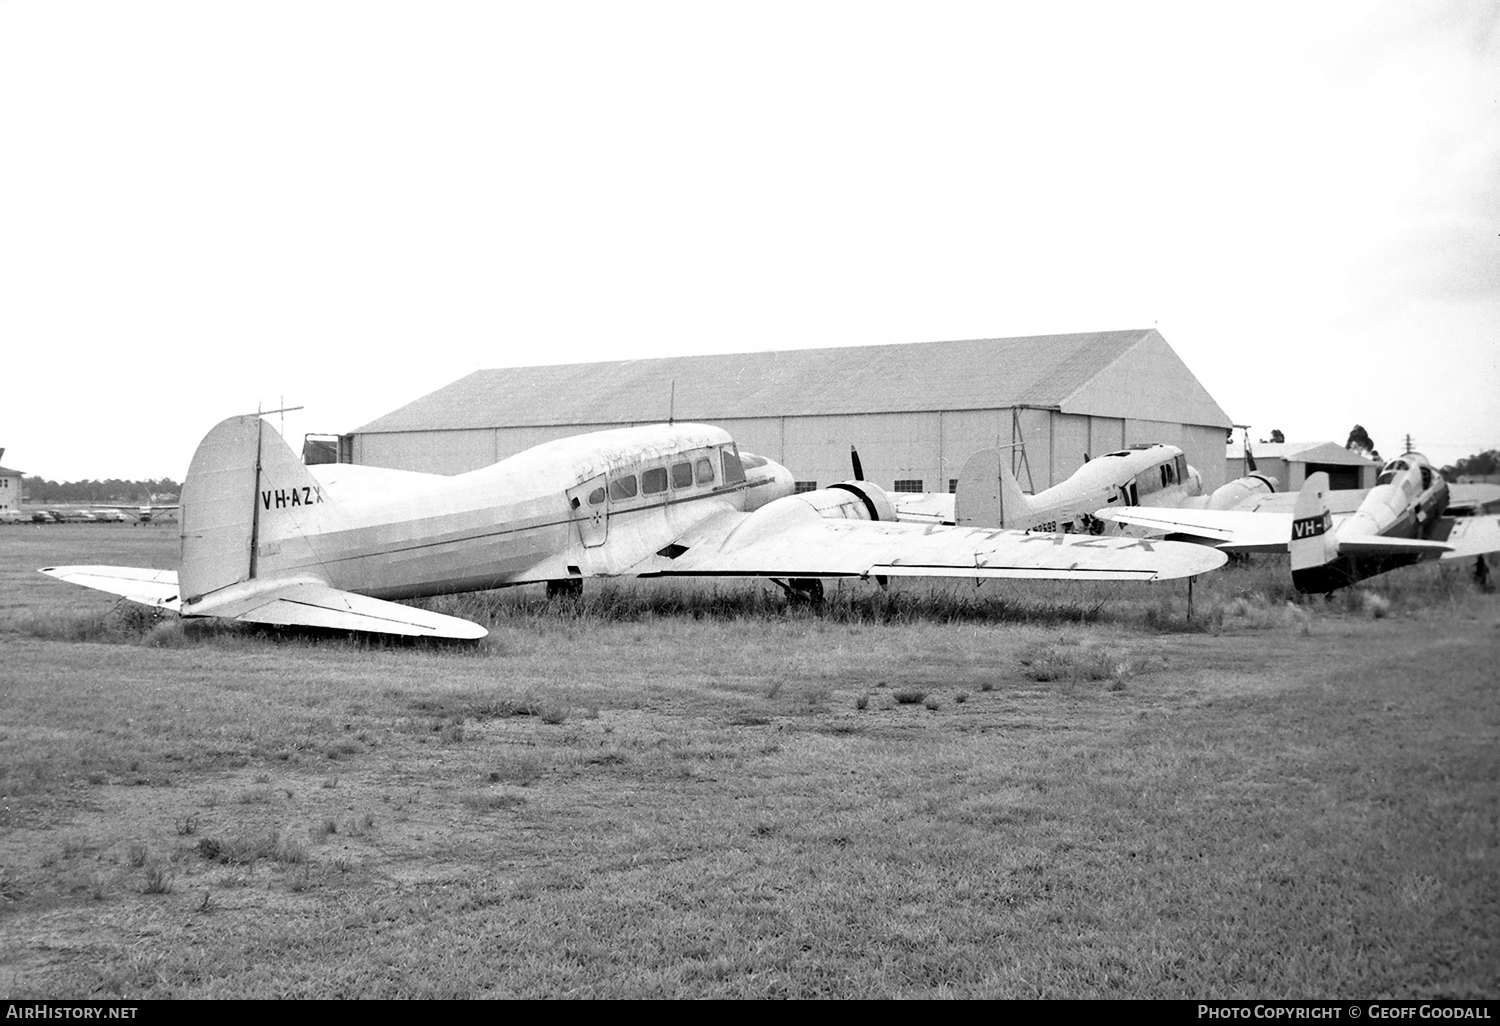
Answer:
[357, 329, 1207, 433]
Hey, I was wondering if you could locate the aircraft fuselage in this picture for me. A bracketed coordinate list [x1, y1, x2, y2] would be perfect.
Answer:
[237, 424, 794, 602]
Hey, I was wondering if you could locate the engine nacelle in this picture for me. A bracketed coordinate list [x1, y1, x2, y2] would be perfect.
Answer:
[1206, 474, 1276, 511]
[719, 481, 895, 553]
[827, 481, 897, 522]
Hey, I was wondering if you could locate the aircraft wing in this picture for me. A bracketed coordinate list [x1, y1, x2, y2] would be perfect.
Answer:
[1096, 508, 1294, 553]
[890, 491, 956, 525]
[1221, 489, 1367, 516]
[627, 507, 1226, 581]
[1446, 484, 1500, 516]
[39, 566, 182, 609]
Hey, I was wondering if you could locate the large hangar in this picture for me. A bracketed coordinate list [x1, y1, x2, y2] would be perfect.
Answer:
[350, 328, 1234, 494]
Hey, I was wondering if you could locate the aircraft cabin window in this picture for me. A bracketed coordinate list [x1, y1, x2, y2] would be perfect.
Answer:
[587, 486, 606, 506]
[642, 467, 668, 495]
[695, 458, 715, 485]
[722, 448, 746, 485]
[608, 474, 638, 501]
[671, 462, 694, 488]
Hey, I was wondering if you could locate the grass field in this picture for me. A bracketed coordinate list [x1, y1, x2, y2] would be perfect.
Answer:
[2, 525, 1497, 998]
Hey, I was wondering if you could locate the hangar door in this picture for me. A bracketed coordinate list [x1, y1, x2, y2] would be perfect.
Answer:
[1305, 463, 1361, 490]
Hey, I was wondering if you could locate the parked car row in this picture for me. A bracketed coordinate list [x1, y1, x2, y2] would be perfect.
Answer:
[0, 508, 139, 524]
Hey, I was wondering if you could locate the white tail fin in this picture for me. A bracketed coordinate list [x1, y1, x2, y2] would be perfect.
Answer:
[179, 415, 325, 605]
[1289, 471, 1339, 591]
[954, 448, 1035, 529]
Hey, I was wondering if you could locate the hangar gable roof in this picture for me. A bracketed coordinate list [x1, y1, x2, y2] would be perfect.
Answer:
[356, 328, 1232, 434]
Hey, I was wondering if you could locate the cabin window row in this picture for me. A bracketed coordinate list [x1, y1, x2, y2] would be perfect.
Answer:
[588, 454, 724, 507]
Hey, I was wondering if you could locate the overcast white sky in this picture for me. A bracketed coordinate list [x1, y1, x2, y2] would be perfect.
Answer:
[2, 0, 1496, 482]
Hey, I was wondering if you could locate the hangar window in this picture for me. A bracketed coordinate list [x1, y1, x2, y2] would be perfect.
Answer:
[949, 479, 958, 493]
[672, 462, 694, 488]
[608, 474, 638, 501]
[642, 467, 668, 495]
[722, 447, 746, 485]
[695, 458, 715, 485]
[794, 481, 818, 493]
[587, 486, 606, 506]
[893, 480, 923, 493]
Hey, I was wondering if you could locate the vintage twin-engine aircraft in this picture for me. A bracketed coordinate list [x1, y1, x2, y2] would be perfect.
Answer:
[40, 414, 1227, 639]
[1098, 451, 1500, 592]
[893, 443, 1280, 533]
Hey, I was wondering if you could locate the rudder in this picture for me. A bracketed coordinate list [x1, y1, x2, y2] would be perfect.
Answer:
[955, 448, 1035, 529]
[179, 415, 324, 604]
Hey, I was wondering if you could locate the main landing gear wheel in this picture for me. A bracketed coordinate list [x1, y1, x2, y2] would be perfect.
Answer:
[546, 578, 584, 599]
[771, 577, 825, 605]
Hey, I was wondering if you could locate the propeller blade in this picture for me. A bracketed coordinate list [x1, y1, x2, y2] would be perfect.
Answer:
[850, 446, 864, 480]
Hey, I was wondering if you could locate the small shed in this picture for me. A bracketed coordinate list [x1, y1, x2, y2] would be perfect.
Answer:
[1226, 441, 1377, 492]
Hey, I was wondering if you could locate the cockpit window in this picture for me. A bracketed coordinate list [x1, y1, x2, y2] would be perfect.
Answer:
[695, 458, 715, 485]
[672, 462, 694, 488]
[608, 474, 638, 501]
[722, 446, 746, 485]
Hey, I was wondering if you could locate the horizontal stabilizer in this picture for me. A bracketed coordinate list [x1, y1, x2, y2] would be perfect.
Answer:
[1437, 517, 1500, 561]
[1336, 537, 1452, 557]
[190, 579, 488, 639]
[39, 566, 181, 609]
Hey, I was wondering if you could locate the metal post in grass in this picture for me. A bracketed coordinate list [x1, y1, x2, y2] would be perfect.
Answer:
[1187, 575, 1194, 624]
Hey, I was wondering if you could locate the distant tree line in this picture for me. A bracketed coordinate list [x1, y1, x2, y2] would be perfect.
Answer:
[22, 476, 181, 504]
[1440, 450, 1500, 483]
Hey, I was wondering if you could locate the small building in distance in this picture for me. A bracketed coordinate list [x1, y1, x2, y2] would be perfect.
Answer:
[351, 328, 1235, 495]
[1227, 441, 1378, 492]
[0, 448, 24, 511]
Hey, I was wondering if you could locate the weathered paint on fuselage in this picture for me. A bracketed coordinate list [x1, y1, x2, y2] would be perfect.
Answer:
[1029, 446, 1204, 532]
[251, 424, 794, 600]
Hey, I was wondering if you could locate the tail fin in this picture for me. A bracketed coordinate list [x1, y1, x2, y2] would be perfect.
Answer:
[1289, 471, 1339, 591]
[954, 448, 1035, 529]
[179, 415, 325, 604]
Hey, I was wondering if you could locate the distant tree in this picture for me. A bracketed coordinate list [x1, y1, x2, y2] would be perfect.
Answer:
[1441, 449, 1500, 482]
[22, 475, 180, 504]
[1270, 429, 1285, 443]
[1345, 425, 1379, 462]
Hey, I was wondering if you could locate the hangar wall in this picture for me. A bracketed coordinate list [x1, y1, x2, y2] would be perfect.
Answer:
[349, 330, 1235, 495]
[354, 408, 1221, 495]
